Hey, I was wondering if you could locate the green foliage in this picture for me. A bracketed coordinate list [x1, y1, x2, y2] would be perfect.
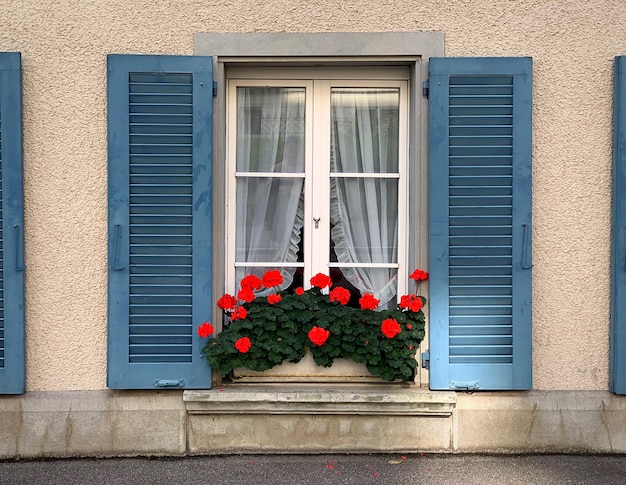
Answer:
[201, 287, 426, 382]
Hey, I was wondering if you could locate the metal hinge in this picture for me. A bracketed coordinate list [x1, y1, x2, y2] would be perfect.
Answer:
[213, 81, 218, 97]
[421, 351, 430, 370]
[422, 79, 429, 98]
[450, 381, 480, 392]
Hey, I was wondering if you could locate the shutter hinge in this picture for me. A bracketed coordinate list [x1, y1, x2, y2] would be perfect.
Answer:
[212, 81, 218, 97]
[421, 351, 430, 370]
[422, 79, 429, 98]
[450, 381, 480, 392]
[154, 379, 186, 388]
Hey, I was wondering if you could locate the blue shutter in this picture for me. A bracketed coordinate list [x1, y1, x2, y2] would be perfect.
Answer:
[0, 53, 25, 394]
[428, 57, 532, 391]
[611, 57, 626, 394]
[107, 55, 213, 389]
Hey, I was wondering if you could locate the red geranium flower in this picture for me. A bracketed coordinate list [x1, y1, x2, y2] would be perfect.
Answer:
[329, 286, 351, 305]
[261, 270, 283, 288]
[237, 287, 256, 303]
[399, 294, 424, 312]
[310, 273, 332, 289]
[217, 293, 238, 310]
[240, 274, 262, 290]
[409, 269, 429, 282]
[197, 322, 214, 338]
[308, 326, 330, 346]
[231, 306, 247, 321]
[267, 293, 282, 305]
[234, 336, 252, 353]
[381, 318, 401, 338]
[295, 287, 305, 296]
[359, 293, 380, 310]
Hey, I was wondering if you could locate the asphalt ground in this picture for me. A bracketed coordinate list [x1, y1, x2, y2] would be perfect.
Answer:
[1, 454, 626, 485]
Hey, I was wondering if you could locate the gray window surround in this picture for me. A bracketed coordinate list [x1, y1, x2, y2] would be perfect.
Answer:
[194, 32, 444, 382]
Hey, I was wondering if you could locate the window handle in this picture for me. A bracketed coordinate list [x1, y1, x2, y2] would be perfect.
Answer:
[521, 223, 533, 269]
[313, 217, 320, 229]
[110, 224, 125, 270]
[14, 224, 25, 272]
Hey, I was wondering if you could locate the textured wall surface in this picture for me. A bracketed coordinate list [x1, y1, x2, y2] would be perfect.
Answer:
[0, 0, 625, 391]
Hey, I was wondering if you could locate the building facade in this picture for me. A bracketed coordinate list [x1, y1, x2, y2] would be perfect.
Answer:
[1, 0, 626, 456]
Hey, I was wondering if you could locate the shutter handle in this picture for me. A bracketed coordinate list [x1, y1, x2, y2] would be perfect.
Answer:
[110, 224, 125, 270]
[521, 223, 533, 269]
[14, 224, 25, 272]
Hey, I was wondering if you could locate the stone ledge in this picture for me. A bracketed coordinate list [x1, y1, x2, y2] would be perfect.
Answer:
[183, 385, 456, 416]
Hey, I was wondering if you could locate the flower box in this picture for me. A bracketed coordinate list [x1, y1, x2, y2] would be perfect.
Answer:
[198, 269, 428, 382]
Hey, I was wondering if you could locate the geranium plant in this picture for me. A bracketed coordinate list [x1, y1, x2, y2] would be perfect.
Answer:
[198, 269, 428, 382]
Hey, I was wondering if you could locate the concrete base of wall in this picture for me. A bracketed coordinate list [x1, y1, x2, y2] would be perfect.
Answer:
[1, 388, 626, 458]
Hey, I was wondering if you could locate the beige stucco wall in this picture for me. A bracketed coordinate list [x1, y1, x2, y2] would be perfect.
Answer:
[0, 0, 624, 391]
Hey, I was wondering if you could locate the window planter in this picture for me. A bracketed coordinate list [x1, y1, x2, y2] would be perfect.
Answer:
[198, 270, 428, 383]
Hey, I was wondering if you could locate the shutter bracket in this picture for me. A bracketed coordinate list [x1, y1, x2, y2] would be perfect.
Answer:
[450, 381, 480, 392]
[212, 82, 218, 97]
[422, 80, 429, 98]
[154, 379, 186, 388]
[421, 351, 430, 370]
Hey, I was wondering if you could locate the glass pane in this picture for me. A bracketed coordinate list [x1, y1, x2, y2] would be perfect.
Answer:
[330, 177, 398, 264]
[329, 267, 398, 310]
[236, 177, 304, 262]
[237, 87, 305, 173]
[330, 88, 399, 174]
[235, 266, 303, 295]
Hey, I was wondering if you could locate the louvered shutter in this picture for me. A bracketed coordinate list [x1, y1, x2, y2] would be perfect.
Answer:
[428, 57, 532, 391]
[0, 53, 25, 394]
[611, 56, 626, 394]
[107, 55, 213, 389]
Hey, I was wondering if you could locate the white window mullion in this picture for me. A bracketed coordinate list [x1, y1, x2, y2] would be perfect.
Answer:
[307, 79, 332, 285]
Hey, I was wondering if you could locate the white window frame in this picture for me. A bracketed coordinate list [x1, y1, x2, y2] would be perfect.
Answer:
[226, 68, 410, 299]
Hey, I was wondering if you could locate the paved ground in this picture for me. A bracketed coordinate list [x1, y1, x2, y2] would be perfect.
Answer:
[1, 454, 626, 485]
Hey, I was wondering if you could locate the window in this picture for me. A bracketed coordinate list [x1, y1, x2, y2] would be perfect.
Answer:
[0, 52, 25, 395]
[226, 68, 409, 308]
[106, 33, 533, 391]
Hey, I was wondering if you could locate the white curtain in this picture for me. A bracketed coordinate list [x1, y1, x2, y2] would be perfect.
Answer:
[235, 88, 305, 290]
[330, 89, 399, 307]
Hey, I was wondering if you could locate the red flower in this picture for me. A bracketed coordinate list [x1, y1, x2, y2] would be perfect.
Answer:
[399, 294, 424, 313]
[217, 293, 238, 310]
[329, 286, 351, 305]
[308, 326, 330, 346]
[381, 318, 401, 338]
[407, 323, 413, 329]
[261, 270, 283, 288]
[409, 269, 429, 282]
[234, 336, 252, 353]
[240, 274, 262, 290]
[310, 273, 332, 289]
[295, 287, 305, 296]
[237, 287, 255, 303]
[197, 322, 214, 338]
[231, 306, 247, 321]
[267, 293, 282, 305]
[359, 293, 380, 310]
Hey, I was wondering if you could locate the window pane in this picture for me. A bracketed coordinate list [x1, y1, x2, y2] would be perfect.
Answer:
[331, 88, 399, 174]
[330, 177, 398, 264]
[235, 266, 303, 295]
[237, 87, 305, 173]
[329, 267, 398, 310]
[236, 176, 304, 263]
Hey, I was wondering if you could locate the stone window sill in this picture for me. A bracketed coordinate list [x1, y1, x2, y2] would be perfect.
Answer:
[183, 384, 457, 416]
